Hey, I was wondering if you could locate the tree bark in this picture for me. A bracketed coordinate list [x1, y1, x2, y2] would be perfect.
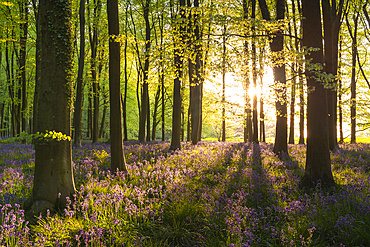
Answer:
[243, 0, 252, 143]
[347, 13, 359, 144]
[221, 24, 226, 142]
[31, 0, 39, 136]
[259, 0, 287, 155]
[99, 86, 107, 138]
[152, 85, 161, 140]
[89, 0, 101, 143]
[170, 0, 186, 151]
[300, 0, 335, 187]
[107, 0, 128, 172]
[123, 4, 129, 141]
[73, 0, 86, 147]
[252, 0, 258, 143]
[28, 0, 76, 215]
[190, 0, 202, 145]
[139, 0, 151, 142]
[20, 2, 28, 134]
[322, 0, 345, 150]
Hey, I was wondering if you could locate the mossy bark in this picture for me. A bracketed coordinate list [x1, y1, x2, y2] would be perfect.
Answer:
[27, 0, 76, 216]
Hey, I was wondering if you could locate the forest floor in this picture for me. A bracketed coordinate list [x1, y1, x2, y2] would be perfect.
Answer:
[0, 140, 369, 246]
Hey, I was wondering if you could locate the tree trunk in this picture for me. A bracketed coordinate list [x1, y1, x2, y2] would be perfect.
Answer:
[243, 0, 252, 143]
[139, 0, 151, 142]
[252, 0, 258, 143]
[347, 13, 359, 144]
[20, 2, 28, 134]
[152, 85, 161, 140]
[99, 86, 107, 138]
[90, 0, 101, 143]
[296, 0, 305, 145]
[170, 0, 186, 151]
[221, 24, 226, 142]
[259, 0, 287, 155]
[259, 46, 266, 142]
[31, 0, 39, 136]
[288, 3, 296, 145]
[322, 0, 345, 150]
[73, 0, 86, 147]
[190, 0, 202, 145]
[123, 4, 129, 141]
[27, 0, 76, 215]
[300, 0, 335, 187]
[338, 39, 344, 143]
[107, 0, 128, 172]
[87, 86, 92, 138]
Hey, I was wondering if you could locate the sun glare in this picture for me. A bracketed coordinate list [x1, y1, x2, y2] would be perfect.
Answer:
[248, 85, 262, 99]
[204, 68, 275, 120]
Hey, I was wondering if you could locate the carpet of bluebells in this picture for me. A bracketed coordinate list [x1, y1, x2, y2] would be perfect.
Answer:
[0, 140, 369, 246]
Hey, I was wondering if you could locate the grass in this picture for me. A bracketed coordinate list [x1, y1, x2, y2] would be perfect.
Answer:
[0, 140, 369, 246]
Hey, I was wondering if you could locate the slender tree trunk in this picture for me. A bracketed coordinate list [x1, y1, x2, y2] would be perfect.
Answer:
[107, 0, 127, 172]
[139, 0, 151, 142]
[152, 85, 161, 140]
[190, 0, 202, 145]
[73, 0, 86, 147]
[298, 66, 305, 144]
[259, 0, 287, 155]
[31, 0, 39, 135]
[243, 0, 252, 143]
[123, 4, 129, 141]
[99, 86, 107, 138]
[90, 0, 101, 143]
[338, 39, 344, 143]
[347, 13, 359, 144]
[87, 86, 92, 138]
[20, 2, 28, 134]
[300, 0, 334, 187]
[170, 0, 186, 150]
[252, 0, 258, 143]
[296, 0, 305, 145]
[288, 4, 295, 145]
[161, 81, 165, 142]
[259, 46, 266, 142]
[221, 24, 226, 142]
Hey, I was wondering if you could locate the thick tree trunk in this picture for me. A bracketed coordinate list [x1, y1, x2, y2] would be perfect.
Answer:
[73, 0, 86, 147]
[300, 0, 335, 187]
[27, 0, 76, 215]
[107, 0, 128, 172]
